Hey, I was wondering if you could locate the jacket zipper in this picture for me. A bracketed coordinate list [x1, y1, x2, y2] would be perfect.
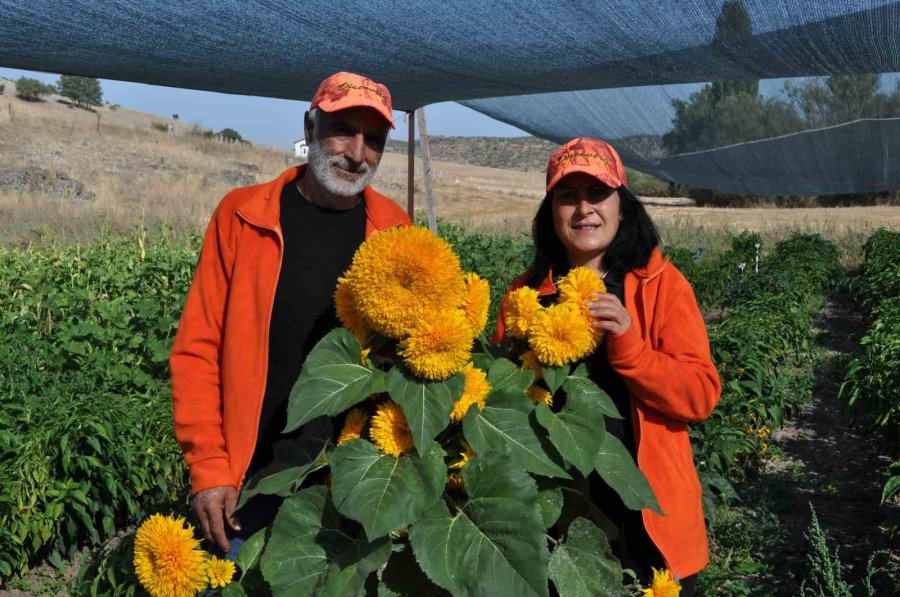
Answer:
[632, 261, 680, 575]
[235, 209, 284, 489]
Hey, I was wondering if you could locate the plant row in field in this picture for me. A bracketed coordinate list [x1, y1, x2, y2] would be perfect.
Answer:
[841, 229, 900, 507]
[0, 234, 194, 580]
[679, 234, 840, 490]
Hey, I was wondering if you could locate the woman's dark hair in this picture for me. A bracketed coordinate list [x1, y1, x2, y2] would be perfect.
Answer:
[526, 185, 660, 288]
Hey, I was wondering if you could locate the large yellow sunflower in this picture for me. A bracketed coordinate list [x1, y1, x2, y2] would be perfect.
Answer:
[558, 266, 606, 316]
[345, 227, 465, 339]
[528, 303, 595, 367]
[334, 276, 371, 345]
[503, 286, 544, 339]
[641, 568, 682, 597]
[369, 401, 414, 457]
[206, 556, 235, 590]
[337, 408, 369, 445]
[399, 310, 473, 381]
[461, 272, 490, 336]
[450, 363, 491, 422]
[133, 514, 209, 597]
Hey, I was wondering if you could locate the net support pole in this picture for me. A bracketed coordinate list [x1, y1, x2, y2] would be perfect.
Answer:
[417, 107, 437, 232]
[406, 111, 415, 221]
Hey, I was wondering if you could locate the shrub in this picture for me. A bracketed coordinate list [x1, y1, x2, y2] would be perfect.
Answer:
[150, 121, 169, 132]
[15, 77, 54, 101]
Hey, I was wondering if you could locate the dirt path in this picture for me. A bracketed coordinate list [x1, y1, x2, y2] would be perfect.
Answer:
[763, 293, 898, 593]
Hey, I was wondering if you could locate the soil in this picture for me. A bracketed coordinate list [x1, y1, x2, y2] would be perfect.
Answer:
[762, 293, 899, 594]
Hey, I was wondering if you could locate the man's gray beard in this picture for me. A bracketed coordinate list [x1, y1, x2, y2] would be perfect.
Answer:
[307, 137, 377, 199]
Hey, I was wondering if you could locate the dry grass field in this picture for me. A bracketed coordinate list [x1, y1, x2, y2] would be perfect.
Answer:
[1, 81, 898, 259]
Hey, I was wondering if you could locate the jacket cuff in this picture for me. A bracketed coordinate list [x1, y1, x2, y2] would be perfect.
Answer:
[606, 323, 645, 366]
[189, 457, 234, 495]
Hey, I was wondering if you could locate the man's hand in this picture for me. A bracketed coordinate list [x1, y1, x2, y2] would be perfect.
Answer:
[587, 292, 633, 336]
[192, 486, 241, 552]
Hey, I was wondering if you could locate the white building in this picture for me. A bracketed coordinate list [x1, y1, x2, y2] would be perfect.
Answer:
[294, 139, 308, 160]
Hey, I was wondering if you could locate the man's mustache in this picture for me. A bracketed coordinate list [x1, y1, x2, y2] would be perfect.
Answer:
[327, 155, 369, 174]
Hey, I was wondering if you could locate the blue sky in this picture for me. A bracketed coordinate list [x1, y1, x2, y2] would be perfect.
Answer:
[0, 68, 527, 148]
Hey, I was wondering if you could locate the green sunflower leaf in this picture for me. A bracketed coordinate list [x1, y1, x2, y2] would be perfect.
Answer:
[259, 486, 392, 597]
[540, 363, 570, 394]
[237, 421, 332, 510]
[534, 391, 606, 476]
[386, 367, 463, 454]
[284, 328, 378, 433]
[487, 357, 535, 396]
[463, 391, 570, 479]
[563, 363, 622, 419]
[330, 439, 445, 541]
[536, 478, 564, 530]
[548, 517, 627, 597]
[409, 454, 550, 597]
[594, 434, 662, 515]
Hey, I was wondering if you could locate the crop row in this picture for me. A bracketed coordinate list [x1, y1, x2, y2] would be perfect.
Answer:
[841, 229, 900, 505]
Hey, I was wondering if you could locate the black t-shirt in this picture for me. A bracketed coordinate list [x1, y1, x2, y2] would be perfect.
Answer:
[251, 179, 366, 470]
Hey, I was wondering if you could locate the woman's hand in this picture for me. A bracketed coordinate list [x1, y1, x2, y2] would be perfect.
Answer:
[587, 292, 632, 335]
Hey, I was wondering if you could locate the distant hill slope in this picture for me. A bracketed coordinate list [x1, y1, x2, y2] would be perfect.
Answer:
[387, 135, 670, 195]
[386, 136, 558, 172]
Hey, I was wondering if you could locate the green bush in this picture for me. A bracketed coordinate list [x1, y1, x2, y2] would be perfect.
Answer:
[0, 233, 196, 578]
[15, 77, 54, 101]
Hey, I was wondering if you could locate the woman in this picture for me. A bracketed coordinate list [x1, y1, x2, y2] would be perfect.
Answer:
[493, 138, 720, 593]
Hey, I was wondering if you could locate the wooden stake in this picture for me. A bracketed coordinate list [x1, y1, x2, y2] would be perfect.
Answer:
[406, 111, 415, 221]
[417, 107, 437, 232]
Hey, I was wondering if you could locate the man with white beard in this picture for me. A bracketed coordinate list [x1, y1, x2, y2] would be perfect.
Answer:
[170, 72, 410, 559]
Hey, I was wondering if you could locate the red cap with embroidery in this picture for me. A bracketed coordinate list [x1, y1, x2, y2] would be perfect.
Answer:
[546, 137, 628, 191]
[310, 71, 394, 128]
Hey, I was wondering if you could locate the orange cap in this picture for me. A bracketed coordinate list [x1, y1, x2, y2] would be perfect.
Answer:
[546, 137, 628, 192]
[310, 71, 394, 128]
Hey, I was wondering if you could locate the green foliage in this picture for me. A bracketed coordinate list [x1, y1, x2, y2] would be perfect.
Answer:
[150, 121, 169, 132]
[409, 455, 549, 597]
[217, 127, 244, 143]
[15, 77, 55, 101]
[0, 232, 194, 579]
[690, 234, 840, 480]
[436, 220, 532, 335]
[548, 518, 628, 597]
[58, 75, 103, 109]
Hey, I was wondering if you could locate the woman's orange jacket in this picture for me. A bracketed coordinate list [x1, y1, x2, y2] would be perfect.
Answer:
[170, 166, 411, 496]
[493, 248, 720, 580]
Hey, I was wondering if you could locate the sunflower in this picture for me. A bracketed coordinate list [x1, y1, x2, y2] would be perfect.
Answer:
[206, 556, 236, 590]
[450, 363, 491, 422]
[503, 286, 543, 339]
[528, 303, 595, 367]
[461, 272, 490, 336]
[640, 568, 681, 597]
[558, 266, 606, 316]
[519, 350, 543, 381]
[334, 276, 371, 345]
[133, 514, 209, 597]
[369, 401, 414, 457]
[346, 227, 465, 339]
[337, 408, 369, 445]
[449, 441, 476, 470]
[526, 385, 553, 407]
[399, 310, 473, 381]
[447, 442, 476, 491]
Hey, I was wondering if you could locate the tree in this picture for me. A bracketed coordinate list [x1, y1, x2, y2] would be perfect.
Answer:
[711, 0, 759, 102]
[58, 75, 103, 109]
[217, 128, 243, 143]
[15, 77, 54, 101]
[784, 73, 898, 128]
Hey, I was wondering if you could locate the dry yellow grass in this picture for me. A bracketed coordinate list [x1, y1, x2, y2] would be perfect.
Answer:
[0, 86, 897, 255]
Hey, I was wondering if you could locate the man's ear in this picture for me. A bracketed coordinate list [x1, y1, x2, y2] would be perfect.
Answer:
[304, 111, 314, 145]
